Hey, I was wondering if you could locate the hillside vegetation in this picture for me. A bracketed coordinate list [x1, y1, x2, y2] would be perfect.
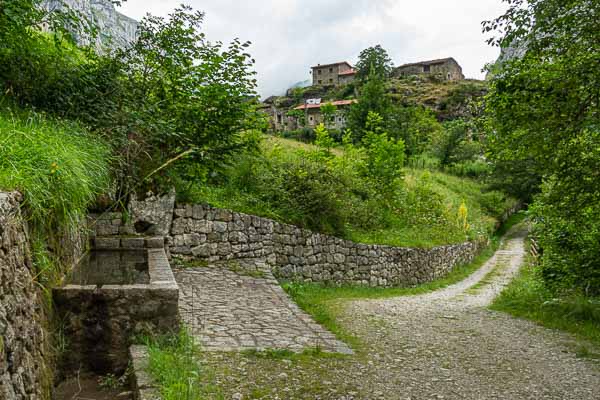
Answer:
[179, 135, 517, 248]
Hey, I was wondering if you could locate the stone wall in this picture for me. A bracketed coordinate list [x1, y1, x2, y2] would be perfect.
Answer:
[168, 204, 484, 288]
[0, 192, 50, 400]
[54, 246, 179, 374]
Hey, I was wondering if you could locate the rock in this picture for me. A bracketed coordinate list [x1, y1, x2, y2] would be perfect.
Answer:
[130, 190, 176, 236]
[41, 0, 138, 50]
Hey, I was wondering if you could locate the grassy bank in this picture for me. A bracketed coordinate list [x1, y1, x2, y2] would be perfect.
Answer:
[283, 211, 526, 349]
[491, 258, 600, 351]
[0, 105, 110, 284]
[179, 134, 517, 249]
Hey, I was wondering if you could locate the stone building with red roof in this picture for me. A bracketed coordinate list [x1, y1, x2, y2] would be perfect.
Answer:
[311, 62, 356, 86]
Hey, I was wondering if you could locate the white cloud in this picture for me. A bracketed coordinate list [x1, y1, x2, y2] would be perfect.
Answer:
[118, 0, 508, 97]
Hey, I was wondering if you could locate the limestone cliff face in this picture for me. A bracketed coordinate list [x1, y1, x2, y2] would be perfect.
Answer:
[42, 0, 138, 49]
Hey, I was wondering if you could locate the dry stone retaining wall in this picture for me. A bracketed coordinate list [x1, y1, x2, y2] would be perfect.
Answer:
[168, 204, 484, 287]
[0, 192, 50, 400]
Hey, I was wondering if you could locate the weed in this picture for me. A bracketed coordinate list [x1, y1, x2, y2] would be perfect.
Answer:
[98, 371, 128, 390]
[143, 328, 222, 399]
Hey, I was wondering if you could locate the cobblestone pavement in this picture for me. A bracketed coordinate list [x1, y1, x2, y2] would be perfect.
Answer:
[195, 225, 600, 399]
[174, 262, 352, 354]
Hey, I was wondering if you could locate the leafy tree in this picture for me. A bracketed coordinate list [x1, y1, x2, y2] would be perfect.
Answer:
[361, 111, 405, 191]
[347, 69, 391, 142]
[389, 105, 443, 158]
[484, 0, 600, 294]
[320, 102, 337, 128]
[355, 45, 393, 80]
[314, 123, 335, 157]
[1, 3, 264, 199]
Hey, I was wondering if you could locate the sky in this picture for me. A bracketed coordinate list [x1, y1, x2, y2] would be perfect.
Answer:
[118, 0, 508, 98]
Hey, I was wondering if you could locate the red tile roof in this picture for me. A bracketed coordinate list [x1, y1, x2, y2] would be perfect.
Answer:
[294, 99, 357, 110]
[338, 69, 356, 76]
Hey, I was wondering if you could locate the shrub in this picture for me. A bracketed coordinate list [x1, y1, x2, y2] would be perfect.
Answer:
[447, 160, 491, 178]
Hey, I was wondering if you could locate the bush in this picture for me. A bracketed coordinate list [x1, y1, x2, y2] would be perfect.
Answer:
[532, 178, 600, 296]
[446, 160, 491, 178]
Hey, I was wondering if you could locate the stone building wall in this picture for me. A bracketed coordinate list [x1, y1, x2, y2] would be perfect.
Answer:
[168, 204, 484, 287]
[312, 62, 353, 86]
[394, 58, 465, 81]
[0, 192, 50, 400]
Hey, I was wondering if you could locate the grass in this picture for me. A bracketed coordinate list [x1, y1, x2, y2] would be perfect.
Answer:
[283, 211, 527, 349]
[144, 329, 223, 400]
[181, 134, 519, 249]
[0, 104, 111, 288]
[491, 257, 600, 351]
[0, 105, 111, 233]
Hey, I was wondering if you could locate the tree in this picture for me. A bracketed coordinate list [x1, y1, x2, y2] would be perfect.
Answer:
[388, 105, 442, 158]
[361, 111, 405, 191]
[484, 0, 600, 294]
[355, 45, 393, 81]
[320, 102, 337, 129]
[347, 69, 391, 142]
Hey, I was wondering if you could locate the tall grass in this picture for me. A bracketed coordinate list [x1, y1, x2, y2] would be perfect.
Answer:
[0, 105, 111, 284]
[144, 329, 221, 400]
[0, 106, 110, 233]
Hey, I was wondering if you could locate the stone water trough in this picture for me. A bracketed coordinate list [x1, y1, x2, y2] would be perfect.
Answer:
[53, 237, 179, 374]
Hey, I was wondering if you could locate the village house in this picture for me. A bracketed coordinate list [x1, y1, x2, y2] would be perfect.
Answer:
[260, 96, 295, 131]
[294, 99, 357, 129]
[311, 62, 357, 86]
[392, 57, 465, 81]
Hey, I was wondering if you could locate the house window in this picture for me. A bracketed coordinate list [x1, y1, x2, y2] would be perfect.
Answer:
[309, 116, 315, 125]
[318, 69, 322, 75]
[277, 114, 282, 124]
[423, 65, 431, 73]
[329, 78, 333, 83]
[447, 73, 451, 80]
[329, 67, 333, 73]
[318, 80, 322, 84]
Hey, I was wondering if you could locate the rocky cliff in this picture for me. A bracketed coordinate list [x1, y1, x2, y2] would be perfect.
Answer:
[42, 0, 138, 49]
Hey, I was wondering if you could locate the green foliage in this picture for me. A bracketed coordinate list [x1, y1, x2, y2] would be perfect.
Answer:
[361, 112, 405, 191]
[355, 45, 394, 81]
[389, 105, 442, 158]
[0, 106, 110, 238]
[144, 329, 219, 399]
[347, 70, 391, 142]
[1, 2, 263, 199]
[181, 136, 517, 248]
[313, 123, 336, 158]
[485, 0, 600, 294]
[319, 102, 337, 128]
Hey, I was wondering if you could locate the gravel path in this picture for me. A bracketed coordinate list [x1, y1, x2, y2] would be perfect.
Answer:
[199, 226, 600, 399]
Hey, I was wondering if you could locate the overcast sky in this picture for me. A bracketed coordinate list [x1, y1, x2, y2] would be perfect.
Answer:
[118, 0, 508, 97]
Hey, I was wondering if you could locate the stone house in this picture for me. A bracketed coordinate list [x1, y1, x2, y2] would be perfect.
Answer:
[261, 96, 298, 132]
[312, 62, 357, 86]
[293, 99, 357, 129]
[393, 57, 465, 81]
